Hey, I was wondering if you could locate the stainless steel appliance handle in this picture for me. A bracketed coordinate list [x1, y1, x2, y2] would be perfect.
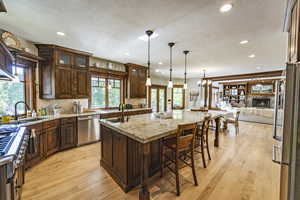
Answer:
[78, 117, 93, 121]
[272, 145, 289, 166]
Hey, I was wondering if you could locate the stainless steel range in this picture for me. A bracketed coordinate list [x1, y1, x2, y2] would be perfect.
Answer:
[0, 125, 29, 200]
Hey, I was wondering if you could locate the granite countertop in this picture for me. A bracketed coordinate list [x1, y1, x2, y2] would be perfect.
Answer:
[100, 110, 231, 143]
[4, 108, 152, 127]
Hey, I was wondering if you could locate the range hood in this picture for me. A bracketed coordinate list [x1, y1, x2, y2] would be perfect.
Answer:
[0, 0, 7, 13]
[0, 39, 15, 80]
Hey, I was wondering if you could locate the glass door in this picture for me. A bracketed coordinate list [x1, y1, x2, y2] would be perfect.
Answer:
[150, 88, 158, 112]
[159, 88, 166, 112]
[149, 85, 166, 112]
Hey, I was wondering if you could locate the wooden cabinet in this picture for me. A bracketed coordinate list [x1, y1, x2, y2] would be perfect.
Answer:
[100, 124, 160, 192]
[25, 123, 44, 169]
[25, 118, 78, 169]
[60, 117, 77, 150]
[36, 44, 91, 99]
[125, 63, 147, 98]
[113, 132, 127, 183]
[101, 125, 113, 167]
[72, 68, 90, 98]
[44, 120, 60, 157]
[0, 39, 13, 78]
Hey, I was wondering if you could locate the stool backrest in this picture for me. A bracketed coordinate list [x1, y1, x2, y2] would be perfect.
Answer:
[234, 111, 240, 121]
[176, 122, 198, 151]
[201, 116, 211, 136]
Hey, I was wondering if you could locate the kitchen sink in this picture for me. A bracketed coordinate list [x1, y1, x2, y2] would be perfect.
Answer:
[10, 117, 48, 125]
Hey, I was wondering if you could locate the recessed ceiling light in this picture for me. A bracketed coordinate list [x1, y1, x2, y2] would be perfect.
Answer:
[138, 33, 159, 41]
[240, 40, 249, 44]
[155, 69, 160, 72]
[220, 3, 233, 13]
[56, 32, 65, 36]
[125, 52, 130, 56]
[256, 66, 261, 69]
[248, 54, 256, 58]
[158, 62, 163, 65]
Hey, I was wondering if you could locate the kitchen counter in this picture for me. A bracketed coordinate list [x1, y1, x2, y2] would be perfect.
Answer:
[100, 110, 230, 143]
[6, 108, 152, 126]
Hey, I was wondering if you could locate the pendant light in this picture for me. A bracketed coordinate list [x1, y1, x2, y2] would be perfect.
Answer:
[168, 42, 175, 88]
[145, 30, 153, 86]
[183, 50, 189, 89]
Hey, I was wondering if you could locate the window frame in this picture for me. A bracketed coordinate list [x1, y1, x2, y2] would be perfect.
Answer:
[172, 85, 185, 110]
[91, 75, 123, 109]
[0, 58, 37, 116]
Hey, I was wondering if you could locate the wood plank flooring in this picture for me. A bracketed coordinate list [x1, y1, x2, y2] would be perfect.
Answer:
[22, 122, 280, 200]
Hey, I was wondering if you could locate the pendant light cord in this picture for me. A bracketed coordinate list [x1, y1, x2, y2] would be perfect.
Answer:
[148, 34, 150, 78]
[184, 53, 187, 84]
[169, 45, 172, 81]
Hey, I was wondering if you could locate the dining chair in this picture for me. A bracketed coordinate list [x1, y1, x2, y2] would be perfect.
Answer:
[160, 122, 198, 196]
[224, 111, 240, 134]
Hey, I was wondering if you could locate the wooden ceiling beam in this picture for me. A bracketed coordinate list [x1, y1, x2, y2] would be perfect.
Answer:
[203, 70, 284, 81]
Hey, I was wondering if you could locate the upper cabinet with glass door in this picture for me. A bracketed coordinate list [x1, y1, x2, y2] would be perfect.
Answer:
[74, 54, 89, 68]
[56, 50, 72, 67]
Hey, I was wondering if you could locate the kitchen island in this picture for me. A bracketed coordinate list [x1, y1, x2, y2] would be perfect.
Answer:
[99, 110, 231, 200]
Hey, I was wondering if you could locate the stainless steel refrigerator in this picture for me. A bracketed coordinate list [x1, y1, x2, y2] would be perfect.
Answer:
[273, 63, 300, 200]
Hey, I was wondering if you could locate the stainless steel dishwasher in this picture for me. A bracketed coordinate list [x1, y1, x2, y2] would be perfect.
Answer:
[77, 114, 100, 146]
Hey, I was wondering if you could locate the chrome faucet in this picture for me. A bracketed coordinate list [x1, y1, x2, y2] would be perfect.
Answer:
[14, 101, 31, 120]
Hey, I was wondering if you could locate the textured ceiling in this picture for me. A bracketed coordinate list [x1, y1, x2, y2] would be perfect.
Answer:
[0, 0, 287, 78]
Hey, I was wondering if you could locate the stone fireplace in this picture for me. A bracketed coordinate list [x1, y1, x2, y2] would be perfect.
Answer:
[247, 96, 274, 108]
[252, 98, 271, 108]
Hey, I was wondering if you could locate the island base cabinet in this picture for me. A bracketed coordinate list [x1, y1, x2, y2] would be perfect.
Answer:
[100, 124, 161, 192]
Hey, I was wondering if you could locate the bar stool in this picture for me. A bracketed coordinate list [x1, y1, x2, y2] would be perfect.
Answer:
[194, 116, 211, 168]
[160, 122, 198, 196]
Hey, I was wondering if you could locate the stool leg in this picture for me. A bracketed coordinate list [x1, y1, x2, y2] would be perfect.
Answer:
[175, 151, 180, 196]
[191, 149, 198, 186]
[206, 131, 211, 160]
[201, 134, 207, 168]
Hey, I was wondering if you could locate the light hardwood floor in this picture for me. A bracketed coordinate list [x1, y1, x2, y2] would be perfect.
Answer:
[22, 122, 280, 200]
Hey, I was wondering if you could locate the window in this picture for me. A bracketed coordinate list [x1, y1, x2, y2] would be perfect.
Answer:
[172, 86, 185, 109]
[0, 67, 25, 115]
[91, 76, 121, 109]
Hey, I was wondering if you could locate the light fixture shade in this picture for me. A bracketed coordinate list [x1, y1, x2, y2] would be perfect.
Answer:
[183, 83, 188, 89]
[208, 80, 212, 85]
[168, 80, 173, 88]
[202, 80, 207, 85]
[146, 77, 151, 86]
[108, 84, 112, 89]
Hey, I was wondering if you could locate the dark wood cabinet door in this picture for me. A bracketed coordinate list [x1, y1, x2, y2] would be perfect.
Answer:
[138, 69, 146, 98]
[0, 40, 13, 77]
[55, 66, 73, 99]
[45, 127, 60, 157]
[25, 125, 44, 169]
[113, 132, 127, 183]
[60, 123, 77, 150]
[127, 65, 147, 98]
[72, 69, 90, 98]
[101, 125, 113, 168]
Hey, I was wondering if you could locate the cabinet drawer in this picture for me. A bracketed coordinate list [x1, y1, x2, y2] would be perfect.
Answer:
[44, 120, 60, 130]
[26, 123, 43, 133]
[61, 117, 77, 125]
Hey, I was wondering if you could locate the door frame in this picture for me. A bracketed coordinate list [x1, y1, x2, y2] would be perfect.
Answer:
[171, 85, 185, 110]
[148, 85, 167, 112]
